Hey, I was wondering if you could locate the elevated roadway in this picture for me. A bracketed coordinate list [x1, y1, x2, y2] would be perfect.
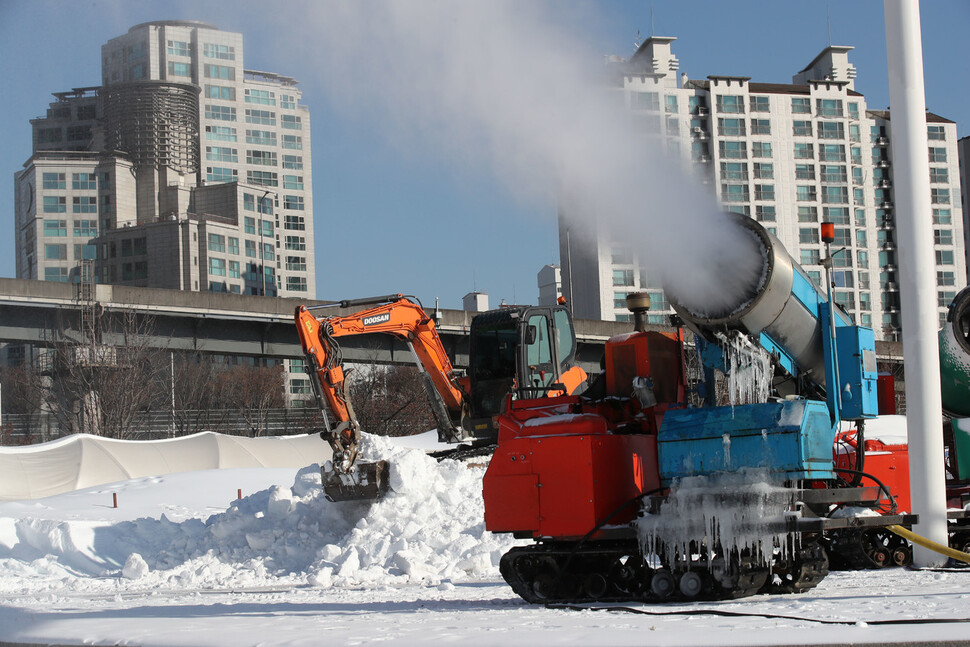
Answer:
[0, 278, 635, 371]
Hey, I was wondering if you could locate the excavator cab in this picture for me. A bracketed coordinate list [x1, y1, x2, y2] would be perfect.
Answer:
[464, 305, 586, 437]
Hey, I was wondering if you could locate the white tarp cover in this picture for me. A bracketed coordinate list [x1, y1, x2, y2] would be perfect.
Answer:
[0, 432, 332, 501]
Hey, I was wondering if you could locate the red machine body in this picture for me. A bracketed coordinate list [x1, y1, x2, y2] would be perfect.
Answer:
[835, 430, 911, 513]
[482, 331, 684, 540]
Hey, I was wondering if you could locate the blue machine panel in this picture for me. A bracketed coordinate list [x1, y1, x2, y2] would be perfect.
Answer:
[657, 400, 836, 485]
[835, 325, 879, 420]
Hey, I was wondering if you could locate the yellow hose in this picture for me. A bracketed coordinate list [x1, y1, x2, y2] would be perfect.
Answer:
[886, 525, 970, 565]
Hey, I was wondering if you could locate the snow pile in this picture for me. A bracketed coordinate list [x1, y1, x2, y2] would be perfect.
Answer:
[0, 435, 519, 595]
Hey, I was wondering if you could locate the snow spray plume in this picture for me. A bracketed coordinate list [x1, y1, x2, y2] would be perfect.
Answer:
[289, 1, 762, 311]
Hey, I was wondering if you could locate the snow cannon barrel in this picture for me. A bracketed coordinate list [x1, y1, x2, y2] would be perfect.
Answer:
[669, 214, 852, 393]
[940, 286, 970, 417]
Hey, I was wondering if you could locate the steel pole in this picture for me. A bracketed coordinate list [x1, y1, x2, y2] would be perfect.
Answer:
[884, 0, 949, 565]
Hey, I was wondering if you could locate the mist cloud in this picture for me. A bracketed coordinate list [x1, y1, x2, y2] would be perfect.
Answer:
[291, 1, 763, 315]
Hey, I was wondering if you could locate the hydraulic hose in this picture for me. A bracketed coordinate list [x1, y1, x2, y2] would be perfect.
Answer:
[886, 525, 970, 565]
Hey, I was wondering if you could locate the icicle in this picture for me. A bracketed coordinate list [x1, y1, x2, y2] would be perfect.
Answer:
[714, 331, 772, 406]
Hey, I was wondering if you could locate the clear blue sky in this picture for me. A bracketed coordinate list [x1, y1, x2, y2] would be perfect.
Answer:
[1, 1, 968, 309]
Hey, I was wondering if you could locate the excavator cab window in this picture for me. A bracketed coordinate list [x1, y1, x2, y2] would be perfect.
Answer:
[519, 312, 556, 398]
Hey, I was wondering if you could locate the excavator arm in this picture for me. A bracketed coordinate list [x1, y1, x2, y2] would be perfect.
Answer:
[295, 294, 468, 501]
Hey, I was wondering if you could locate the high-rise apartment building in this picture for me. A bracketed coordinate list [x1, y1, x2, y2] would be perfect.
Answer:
[15, 20, 315, 298]
[560, 38, 965, 340]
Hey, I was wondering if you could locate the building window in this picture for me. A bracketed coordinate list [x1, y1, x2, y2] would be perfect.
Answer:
[823, 207, 850, 224]
[928, 147, 947, 163]
[286, 256, 307, 272]
[282, 135, 302, 150]
[750, 162, 772, 180]
[931, 188, 950, 204]
[285, 215, 305, 230]
[820, 165, 846, 183]
[613, 269, 634, 286]
[800, 249, 821, 265]
[930, 167, 948, 184]
[798, 206, 818, 222]
[209, 257, 226, 276]
[720, 162, 747, 181]
[205, 105, 236, 121]
[208, 233, 226, 253]
[719, 141, 746, 159]
[791, 120, 812, 137]
[205, 85, 236, 100]
[72, 196, 97, 213]
[816, 99, 843, 117]
[247, 171, 278, 187]
[203, 64, 235, 80]
[261, 220, 274, 237]
[818, 122, 845, 139]
[793, 164, 814, 180]
[73, 219, 97, 237]
[934, 229, 953, 245]
[245, 240, 257, 257]
[819, 144, 846, 162]
[204, 43, 236, 60]
[43, 197, 67, 213]
[936, 250, 954, 265]
[246, 130, 277, 146]
[927, 125, 945, 141]
[44, 267, 69, 282]
[856, 229, 868, 248]
[262, 243, 275, 261]
[38, 128, 63, 143]
[718, 118, 746, 137]
[933, 208, 952, 225]
[246, 149, 278, 166]
[283, 195, 305, 210]
[791, 97, 811, 114]
[283, 175, 304, 190]
[282, 155, 303, 170]
[632, 91, 660, 111]
[206, 167, 238, 183]
[167, 62, 191, 77]
[938, 271, 956, 287]
[244, 89, 275, 105]
[42, 172, 66, 189]
[751, 142, 772, 158]
[796, 185, 817, 202]
[721, 184, 749, 202]
[245, 109, 276, 125]
[43, 219, 67, 236]
[756, 205, 776, 222]
[228, 260, 241, 279]
[280, 94, 296, 109]
[167, 40, 190, 56]
[285, 236, 306, 251]
[749, 96, 770, 113]
[281, 114, 302, 129]
[750, 118, 770, 135]
[244, 216, 256, 234]
[71, 173, 97, 190]
[799, 228, 820, 244]
[44, 243, 67, 260]
[821, 186, 848, 204]
[205, 126, 237, 142]
[794, 143, 814, 159]
[716, 95, 744, 114]
[754, 184, 774, 201]
[726, 205, 750, 216]
[206, 146, 238, 163]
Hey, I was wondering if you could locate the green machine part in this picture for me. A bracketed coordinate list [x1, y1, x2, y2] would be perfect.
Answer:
[939, 286, 970, 417]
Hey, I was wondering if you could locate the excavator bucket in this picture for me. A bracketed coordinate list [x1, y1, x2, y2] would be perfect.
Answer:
[322, 460, 390, 502]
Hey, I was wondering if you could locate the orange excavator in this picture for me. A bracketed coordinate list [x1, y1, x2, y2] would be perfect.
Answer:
[295, 294, 588, 502]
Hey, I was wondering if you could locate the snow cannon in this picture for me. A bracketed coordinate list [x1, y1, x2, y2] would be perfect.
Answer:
[669, 214, 878, 421]
[940, 286, 970, 417]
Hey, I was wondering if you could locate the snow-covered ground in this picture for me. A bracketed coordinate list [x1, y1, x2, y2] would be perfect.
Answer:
[1, 431, 969, 646]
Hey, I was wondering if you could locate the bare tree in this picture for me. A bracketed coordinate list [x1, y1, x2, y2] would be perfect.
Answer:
[349, 364, 436, 437]
[0, 364, 49, 444]
[49, 310, 167, 439]
[217, 364, 286, 436]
